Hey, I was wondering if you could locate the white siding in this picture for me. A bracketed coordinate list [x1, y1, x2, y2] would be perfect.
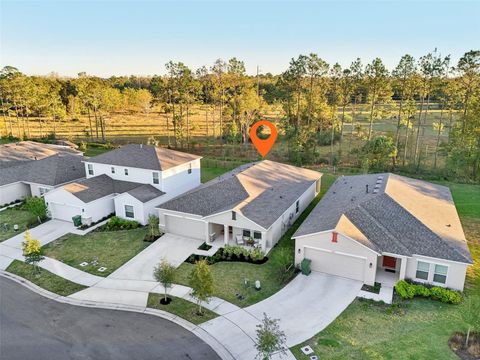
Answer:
[404, 255, 469, 291]
[114, 194, 146, 225]
[164, 214, 205, 240]
[295, 231, 378, 286]
[0, 182, 31, 204]
[29, 183, 54, 197]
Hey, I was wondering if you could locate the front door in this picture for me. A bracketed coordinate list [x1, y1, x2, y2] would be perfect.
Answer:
[382, 256, 397, 269]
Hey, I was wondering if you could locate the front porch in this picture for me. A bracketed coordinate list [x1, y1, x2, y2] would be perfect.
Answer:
[206, 222, 269, 253]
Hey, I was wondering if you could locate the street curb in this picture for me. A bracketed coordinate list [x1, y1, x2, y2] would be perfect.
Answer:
[0, 270, 235, 360]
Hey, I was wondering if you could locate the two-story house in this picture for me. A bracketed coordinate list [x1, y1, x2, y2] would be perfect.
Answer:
[44, 144, 201, 225]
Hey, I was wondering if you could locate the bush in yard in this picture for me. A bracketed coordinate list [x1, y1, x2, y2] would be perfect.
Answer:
[24, 196, 47, 224]
[188, 259, 214, 315]
[153, 259, 176, 304]
[102, 216, 139, 231]
[22, 230, 44, 274]
[395, 280, 462, 304]
[460, 296, 480, 349]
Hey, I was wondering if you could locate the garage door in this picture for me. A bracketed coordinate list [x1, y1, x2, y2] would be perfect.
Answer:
[165, 215, 205, 240]
[304, 247, 366, 282]
[49, 203, 82, 222]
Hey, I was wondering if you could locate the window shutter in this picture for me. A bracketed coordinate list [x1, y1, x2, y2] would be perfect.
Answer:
[332, 232, 338, 243]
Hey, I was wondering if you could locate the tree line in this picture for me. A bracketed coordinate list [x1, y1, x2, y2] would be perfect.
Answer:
[0, 49, 479, 181]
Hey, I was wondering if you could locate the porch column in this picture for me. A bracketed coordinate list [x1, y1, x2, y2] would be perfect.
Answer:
[261, 231, 267, 252]
[399, 256, 407, 280]
[224, 224, 229, 245]
[204, 222, 210, 243]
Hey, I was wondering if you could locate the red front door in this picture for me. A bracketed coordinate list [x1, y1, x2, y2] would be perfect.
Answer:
[382, 256, 397, 269]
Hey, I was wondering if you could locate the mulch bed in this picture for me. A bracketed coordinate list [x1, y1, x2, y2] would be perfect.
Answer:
[449, 332, 480, 360]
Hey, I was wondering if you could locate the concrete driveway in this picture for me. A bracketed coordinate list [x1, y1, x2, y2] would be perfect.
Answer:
[107, 233, 203, 281]
[201, 272, 362, 359]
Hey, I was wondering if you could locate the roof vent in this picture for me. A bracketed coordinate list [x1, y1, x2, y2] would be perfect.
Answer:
[140, 144, 143, 148]
[373, 189, 379, 194]
[366, 184, 369, 193]
[446, 224, 451, 227]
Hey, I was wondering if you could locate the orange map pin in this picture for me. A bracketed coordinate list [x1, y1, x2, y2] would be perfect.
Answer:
[249, 120, 278, 157]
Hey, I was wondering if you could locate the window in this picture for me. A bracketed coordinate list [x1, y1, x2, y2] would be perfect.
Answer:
[125, 205, 134, 218]
[124, 168, 129, 176]
[243, 229, 251, 238]
[416, 261, 430, 280]
[295, 200, 300, 214]
[253, 231, 262, 240]
[232, 211, 236, 220]
[188, 163, 192, 174]
[87, 164, 94, 175]
[153, 172, 159, 184]
[111, 167, 115, 174]
[39, 187, 49, 196]
[433, 264, 448, 284]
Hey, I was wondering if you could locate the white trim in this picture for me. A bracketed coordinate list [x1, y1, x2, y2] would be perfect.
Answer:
[412, 253, 472, 266]
[303, 245, 368, 261]
[158, 208, 203, 219]
[204, 209, 268, 231]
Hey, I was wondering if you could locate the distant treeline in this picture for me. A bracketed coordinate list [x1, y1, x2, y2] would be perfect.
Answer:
[0, 49, 479, 181]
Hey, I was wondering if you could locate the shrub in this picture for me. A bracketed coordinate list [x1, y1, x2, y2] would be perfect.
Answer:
[395, 280, 462, 304]
[101, 216, 140, 231]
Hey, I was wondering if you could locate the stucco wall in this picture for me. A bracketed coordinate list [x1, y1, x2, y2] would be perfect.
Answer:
[295, 231, 378, 285]
[404, 255, 468, 291]
[0, 182, 31, 204]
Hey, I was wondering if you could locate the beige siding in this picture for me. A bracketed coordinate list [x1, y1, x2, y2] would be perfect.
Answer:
[404, 255, 469, 291]
[295, 231, 378, 285]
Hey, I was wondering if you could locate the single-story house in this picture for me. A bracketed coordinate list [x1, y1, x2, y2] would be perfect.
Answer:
[0, 153, 86, 205]
[293, 173, 473, 291]
[157, 160, 322, 253]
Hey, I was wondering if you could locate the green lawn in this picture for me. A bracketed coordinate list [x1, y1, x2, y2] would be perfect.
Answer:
[42, 228, 150, 276]
[6, 260, 86, 296]
[147, 293, 217, 325]
[291, 182, 480, 359]
[174, 174, 337, 307]
[201, 167, 231, 183]
[0, 207, 39, 242]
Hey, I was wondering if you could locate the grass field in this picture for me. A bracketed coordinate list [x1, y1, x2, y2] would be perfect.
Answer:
[6, 260, 86, 296]
[0, 207, 39, 242]
[173, 174, 337, 307]
[147, 293, 218, 325]
[291, 181, 480, 360]
[42, 228, 150, 276]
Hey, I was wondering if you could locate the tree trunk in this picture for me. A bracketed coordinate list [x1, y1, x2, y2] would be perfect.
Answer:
[13, 98, 21, 138]
[403, 118, 411, 166]
[93, 106, 99, 139]
[368, 92, 376, 140]
[330, 108, 336, 167]
[186, 102, 190, 148]
[339, 104, 346, 152]
[172, 102, 177, 148]
[87, 107, 93, 140]
[220, 89, 224, 142]
[413, 96, 425, 165]
[0, 96, 13, 136]
[466, 326, 471, 349]
[205, 107, 208, 137]
[348, 96, 357, 160]
[395, 92, 404, 149]
[434, 105, 444, 169]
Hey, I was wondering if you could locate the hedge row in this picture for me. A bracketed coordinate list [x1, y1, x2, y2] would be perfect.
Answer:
[395, 280, 462, 304]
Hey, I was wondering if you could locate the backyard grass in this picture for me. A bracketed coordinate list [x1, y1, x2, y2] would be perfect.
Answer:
[291, 182, 480, 359]
[147, 293, 217, 325]
[0, 207, 39, 242]
[42, 228, 150, 276]
[201, 167, 231, 183]
[173, 174, 337, 307]
[6, 260, 86, 296]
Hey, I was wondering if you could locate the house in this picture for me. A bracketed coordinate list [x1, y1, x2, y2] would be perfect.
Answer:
[157, 160, 322, 253]
[44, 144, 201, 225]
[293, 173, 473, 291]
[0, 141, 85, 205]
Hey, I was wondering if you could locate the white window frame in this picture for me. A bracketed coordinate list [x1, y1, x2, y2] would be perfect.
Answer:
[124, 205, 134, 218]
[87, 164, 94, 175]
[415, 260, 430, 281]
[153, 172, 159, 184]
[253, 231, 262, 240]
[433, 264, 448, 284]
[39, 187, 49, 196]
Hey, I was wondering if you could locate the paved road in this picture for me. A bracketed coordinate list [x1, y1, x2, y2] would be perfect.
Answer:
[0, 277, 220, 360]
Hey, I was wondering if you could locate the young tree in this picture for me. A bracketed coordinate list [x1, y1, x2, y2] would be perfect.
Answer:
[22, 230, 45, 274]
[460, 296, 480, 349]
[24, 196, 47, 224]
[148, 214, 159, 237]
[188, 259, 214, 315]
[153, 259, 176, 303]
[255, 313, 287, 360]
[359, 135, 397, 171]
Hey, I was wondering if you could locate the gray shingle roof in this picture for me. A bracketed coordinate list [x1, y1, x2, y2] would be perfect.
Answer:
[0, 154, 86, 187]
[64, 174, 144, 203]
[158, 160, 322, 229]
[293, 173, 472, 264]
[127, 184, 165, 203]
[87, 144, 201, 171]
[0, 141, 82, 168]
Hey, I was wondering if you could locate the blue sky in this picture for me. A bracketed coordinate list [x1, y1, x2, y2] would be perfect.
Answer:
[1, 1, 479, 77]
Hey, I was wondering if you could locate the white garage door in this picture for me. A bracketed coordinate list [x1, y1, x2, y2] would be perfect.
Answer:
[304, 247, 366, 282]
[49, 203, 82, 222]
[165, 215, 205, 240]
